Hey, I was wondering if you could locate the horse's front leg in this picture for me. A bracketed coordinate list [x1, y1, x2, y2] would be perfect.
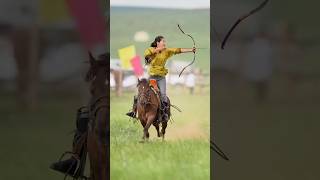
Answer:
[139, 118, 146, 141]
[143, 113, 156, 140]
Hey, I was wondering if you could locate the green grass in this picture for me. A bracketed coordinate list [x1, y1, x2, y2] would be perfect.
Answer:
[0, 87, 210, 180]
[212, 77, 320, 180]
[0, 92, 84, 180]
[110, 87, 210, 180]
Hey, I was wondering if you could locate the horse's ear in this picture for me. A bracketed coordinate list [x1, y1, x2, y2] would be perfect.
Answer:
[88, 51, 95, 65]
[137, 78, 141, 84]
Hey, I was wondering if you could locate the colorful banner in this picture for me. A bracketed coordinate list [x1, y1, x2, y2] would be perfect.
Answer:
[40, 0, 70, 24]
[118, 45, 136, 70]
[65, 0, 106, 50]
[131, 55, 144, 76]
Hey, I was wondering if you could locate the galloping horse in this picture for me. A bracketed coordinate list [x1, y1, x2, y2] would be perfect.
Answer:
[85, 52, 109, 180]
[136, 78, 170, 141]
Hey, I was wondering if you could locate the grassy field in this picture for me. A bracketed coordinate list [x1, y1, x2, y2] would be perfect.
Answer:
[0, 91, 87, 180]
[0, 87, 210, 180]
[212, 77, 320, 180]
[110, 86, 210, 180]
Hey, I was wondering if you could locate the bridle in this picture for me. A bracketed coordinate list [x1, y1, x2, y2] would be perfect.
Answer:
[88, 95, 108, 131]
[137, 83, 158, 108]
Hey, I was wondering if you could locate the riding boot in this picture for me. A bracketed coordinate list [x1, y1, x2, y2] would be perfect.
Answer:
[50, 107, 89, 178]
[126, 96, 137, 118]
[165, 101, 171, 120]
[161, 101, 169, 122]
[50, 133, 86, 178]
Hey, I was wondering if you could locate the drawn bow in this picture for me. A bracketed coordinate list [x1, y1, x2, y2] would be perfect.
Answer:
[177, 24, 196, 77]
[221, 0, 270, 49]
[211, 0, 270, 161]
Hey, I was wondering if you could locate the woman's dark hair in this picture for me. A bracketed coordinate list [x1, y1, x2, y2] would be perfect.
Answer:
[150, 36, 164, 47]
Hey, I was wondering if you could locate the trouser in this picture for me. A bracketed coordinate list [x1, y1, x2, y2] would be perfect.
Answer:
[149, 75, 167, 103]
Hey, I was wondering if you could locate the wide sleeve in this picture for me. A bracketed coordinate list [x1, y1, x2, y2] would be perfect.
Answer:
[144, 47, 154, 58]
[167, 48, 182, 57]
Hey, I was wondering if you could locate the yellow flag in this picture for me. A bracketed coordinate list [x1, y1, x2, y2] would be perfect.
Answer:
[39, 0, 70, 25]
[118, 45, 136, 70]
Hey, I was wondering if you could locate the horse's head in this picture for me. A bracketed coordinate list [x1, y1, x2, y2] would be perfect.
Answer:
[137, 78, 150, 105]
[137, 78, 149, 94]
[85, 52, 109, 96]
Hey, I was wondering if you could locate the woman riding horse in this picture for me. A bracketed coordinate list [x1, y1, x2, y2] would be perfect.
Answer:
[126, 35, 196, 122]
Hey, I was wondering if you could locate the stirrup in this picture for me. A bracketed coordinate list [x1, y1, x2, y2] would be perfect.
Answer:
[58, 151, 81, 180]
[126, 111, 136, 118]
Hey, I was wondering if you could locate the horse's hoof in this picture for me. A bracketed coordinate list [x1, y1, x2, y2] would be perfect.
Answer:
[139, 140, 145, 143]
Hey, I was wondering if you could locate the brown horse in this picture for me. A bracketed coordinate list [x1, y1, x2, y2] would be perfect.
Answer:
[136, 78, 169, 141]
[85, 52, 109, 180]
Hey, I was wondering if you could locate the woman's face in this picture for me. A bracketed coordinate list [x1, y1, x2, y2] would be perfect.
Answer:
[157, 38, 166, 48]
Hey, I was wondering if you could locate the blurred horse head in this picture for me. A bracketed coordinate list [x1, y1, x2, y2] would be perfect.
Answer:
[86, 52, 109, 180]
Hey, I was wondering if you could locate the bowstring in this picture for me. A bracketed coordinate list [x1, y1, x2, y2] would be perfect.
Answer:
[177, 24, 196, 77]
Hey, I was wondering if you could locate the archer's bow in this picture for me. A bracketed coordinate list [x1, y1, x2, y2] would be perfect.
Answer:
[211, 140, 230, 161]
[221, 0, 270, 49]
[177, 24, 196, 77]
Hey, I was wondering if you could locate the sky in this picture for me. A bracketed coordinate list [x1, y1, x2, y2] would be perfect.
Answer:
[110, 0, 210, 9]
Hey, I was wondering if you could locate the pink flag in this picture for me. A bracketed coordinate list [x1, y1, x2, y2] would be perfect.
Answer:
[131, 55, 144, 77]
[65, 0, 106, 50]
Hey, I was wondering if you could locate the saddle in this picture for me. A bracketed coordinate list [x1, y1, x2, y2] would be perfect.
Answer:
[149, 79, 161, 104]
[76, 107, 90, 134]
[148, 79, 170, 122]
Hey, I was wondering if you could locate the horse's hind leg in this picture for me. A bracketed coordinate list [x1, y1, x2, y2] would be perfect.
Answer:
[161, 121, 167, 140]
[153, 122, 160, 137]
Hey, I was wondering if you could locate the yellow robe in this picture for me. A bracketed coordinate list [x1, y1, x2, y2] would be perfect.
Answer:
[144, 47, 181, 77]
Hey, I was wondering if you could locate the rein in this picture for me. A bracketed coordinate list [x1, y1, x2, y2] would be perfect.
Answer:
[137, 86, 159, 109]
[88, 95, 108, 130]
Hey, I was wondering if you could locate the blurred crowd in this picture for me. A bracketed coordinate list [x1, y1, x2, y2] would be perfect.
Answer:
[0, 0, 107, 110]
[213, 22, 307, 104]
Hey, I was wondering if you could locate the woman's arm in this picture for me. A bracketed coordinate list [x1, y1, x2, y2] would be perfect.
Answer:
[152, 47, 166, 54]
[145, 47, 162, 56]
[180, 47, 196, 53]
[144, 47, 165, 64]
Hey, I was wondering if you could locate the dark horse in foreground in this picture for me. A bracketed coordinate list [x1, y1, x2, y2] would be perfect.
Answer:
[136, 78, 170, 141]
[50, 52, 109, 180]
[86, 53, 109, 180]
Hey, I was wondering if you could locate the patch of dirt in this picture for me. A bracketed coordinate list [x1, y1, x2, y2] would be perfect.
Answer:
[165, 121, 208, 140]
